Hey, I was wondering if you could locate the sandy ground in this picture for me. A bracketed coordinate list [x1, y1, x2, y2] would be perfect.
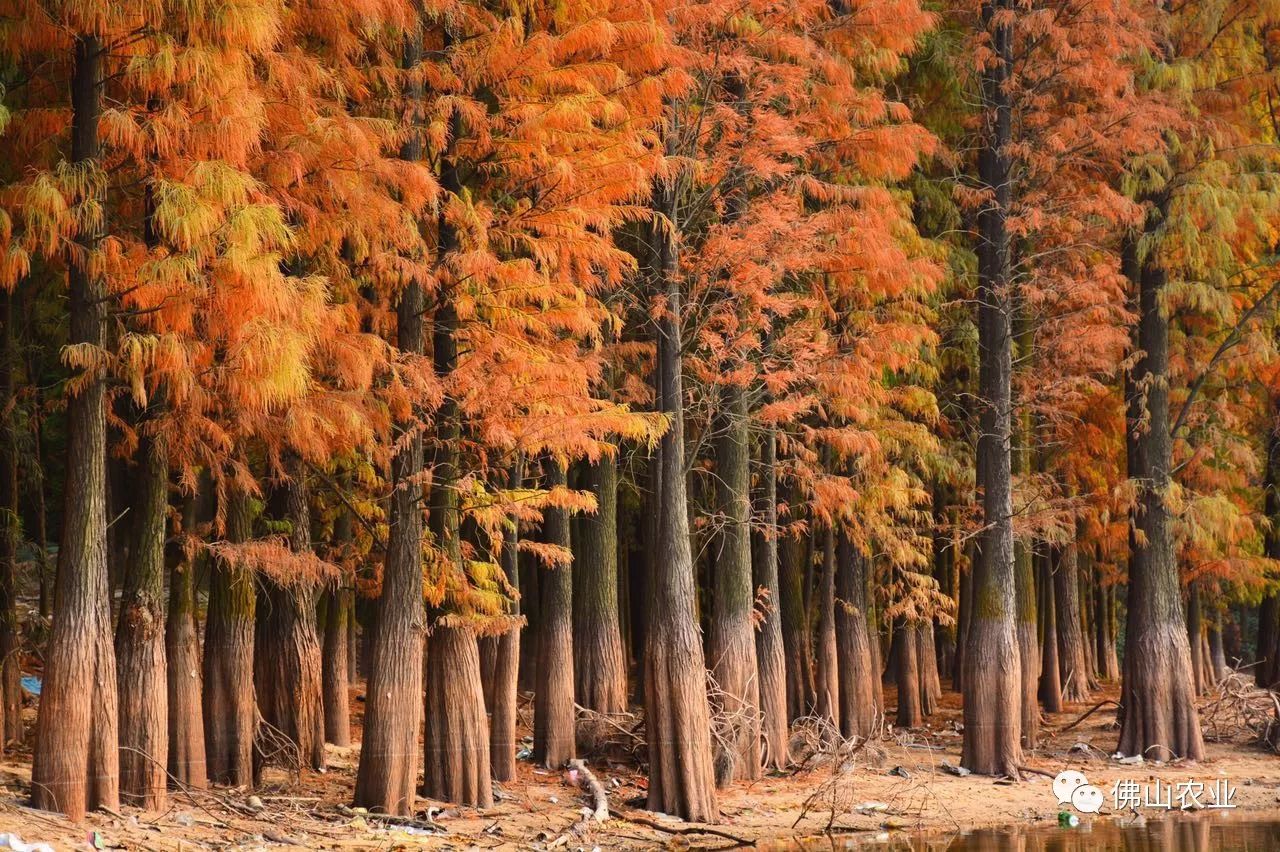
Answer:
[0, 681, 1277, 850]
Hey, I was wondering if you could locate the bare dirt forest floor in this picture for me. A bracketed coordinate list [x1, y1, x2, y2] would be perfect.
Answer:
[0, 680, 1278, 850]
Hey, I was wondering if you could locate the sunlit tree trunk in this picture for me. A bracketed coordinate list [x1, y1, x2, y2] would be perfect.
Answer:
[32, 34, 120, 819]
[753, 429, 788, 767]
[1117, 232, 1205, 761]
[165, 491, 206, 789]
[962, 0, 1023, 777]
[709, 386, 760, 782]
[644, 181, 718, 821]
[534, 458, 575, 769]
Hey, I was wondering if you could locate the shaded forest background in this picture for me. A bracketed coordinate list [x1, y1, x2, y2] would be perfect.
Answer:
[0, 0, 1279, 827]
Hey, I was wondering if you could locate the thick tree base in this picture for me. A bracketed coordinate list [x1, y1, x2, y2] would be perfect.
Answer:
[644, 632, 719, 823]
[961, 620, 1023, 778]
[1117, 622, 1205, 762]
[423, 625, 492, 808]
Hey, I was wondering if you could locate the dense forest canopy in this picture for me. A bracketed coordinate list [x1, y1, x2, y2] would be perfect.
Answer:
[0, 0, 1278, 828]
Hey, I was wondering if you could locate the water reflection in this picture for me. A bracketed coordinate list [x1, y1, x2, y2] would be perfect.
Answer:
[763, 815, 1280, 850]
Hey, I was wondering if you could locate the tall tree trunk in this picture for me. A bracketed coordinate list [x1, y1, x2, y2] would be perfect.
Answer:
[814, 529, 839, 731]
[1209, 615, 1229, 682]
[932, 485, 957, 681]
[490, 464, 522, 783]
[254, 462, 326, 775]
[321, 586, 351, 747]
[0, 285, 18, 750]
[115, 432, 169, 808]
[573, 455, 627, 716]
[1117, 232, 1205, 761]
[779, 529, 813, 721]
[752, 429, 788, 767]
[166, 491, 206, 789]
[1015, 539, 1039, 747]
[534, 458, 575, 769]
[1187, 581, 1205, 695]
[643, 190, 718, 821]
[354, 30, 428, 813]
[1055, 542, 1091, 703]
[32, 35, 120, 818]
[1038, 547, 1063, 712]
[421, 196, 492, 805]
[835, 534, 879, 740]
[918, 622, 942, 717]
[423, 625, 492, 807]
[1102, 581, 1121, 680]
[954, 558, 972, 693]
[203, 485, 255, 786]
[1259, 595, 1278, 685]
[962, 0, 1023, 777]
[895, 618, 922, 729]
[709, 387, 760, 783]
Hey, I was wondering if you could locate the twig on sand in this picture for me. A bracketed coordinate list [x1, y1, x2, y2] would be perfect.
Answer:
[1054, 699, 1119, 735]
[609, 806, 753, 847]
[567, 759, 609, 822]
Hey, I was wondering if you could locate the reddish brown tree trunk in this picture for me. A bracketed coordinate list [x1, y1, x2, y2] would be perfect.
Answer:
[321, 587, 351, 747]
[1037, 548, 1063, 712]
[779, 530, 813, 721]
[203, 486, 255, 786]
[1015, 541, 1039, 747]
[165, 493, 206, 789]
[835, 534, 879, 739]
[753, 430, 789, 767]
[918, 622, 941, 718]
[355, 29, 429, 812]
[0, 285, 18, 750]
[962, 0, 1023, 774]
[490, 465, 522, 782]
[643, 209, 718, 821]
[1187, 581, 1205, 695]
[709, 387, 760, 783]
[572, 455, 627, 717]
[895, 619, 922, 729]
[254, 463, 325, 775]
[116, 434, 169, 809]
[1055, 542, 1091, 703]
[1117, 233, 1204, 762]
[534, 458, 575, 769]
[423, 625, 492, 807]
[32, 35, 121, 818]
[814, 530, 839, 730]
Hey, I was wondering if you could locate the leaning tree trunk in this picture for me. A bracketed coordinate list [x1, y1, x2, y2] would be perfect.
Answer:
[1117, 232, 1205, 762]
[962, 0, 1023, 776]
[709, 386, 761, 783]
[572, 454, 627, 718]
[835, 534, 880, 740]
[166, 492, 207, 789]
[116, 431, 169, 809]
[1038, 548, 1063, 713]
[1055, 542, 1091, 703]
[490, 463, 523, 782]
[752, 429, 789, 767]
[32, 34, 120, 819]
[534, 458, 575, 769]
[203, 485, 255, 786]
[254, 462, 326, 776]
[643, 196, 718, 822]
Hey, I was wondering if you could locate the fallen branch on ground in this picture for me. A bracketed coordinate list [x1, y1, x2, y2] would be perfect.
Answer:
[609, 806, 752, 846]
[567, 759, 609, 822]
